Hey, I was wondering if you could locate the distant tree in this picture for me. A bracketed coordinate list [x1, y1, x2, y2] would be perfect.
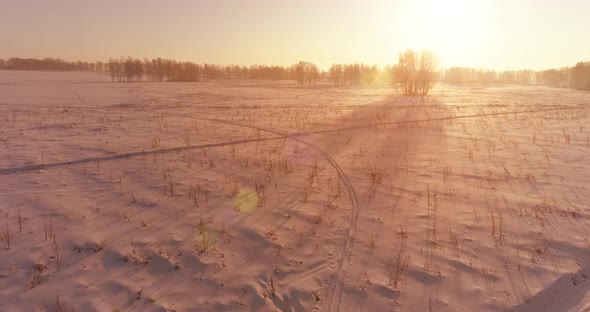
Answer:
[539, 69, 565, 86]
[381, 65, 394, 84]
[134, 59, 144, 81]
[571, 62, 590, 90]
[498, 71, 516, 84]
[162, 59, 176, 81]
[393, 50, 416, 94]
[107, 58, 123, 82]
[154, 58, 166, 82]
[294, 62, 305, 84]
[483, 70, 498, 83]
[361, 64, 380, 84]
[307, 63, 319, 84]
[0, 57, 91, 71]
[329, 64, 343, 85]
[444, 67, 498, 84]
[202, 64, 211, 82]
[393, 50, 438, 95]
[180, 62, 201, 81]
[560, 67, 571, 87]
[122, 57, 143, 82]
[516, 70, 534, 85]
[144, 58, 154, 81]
[292, 61, 319, 85]
[95, 61, 104, 73]
[416, 51, 438, 95]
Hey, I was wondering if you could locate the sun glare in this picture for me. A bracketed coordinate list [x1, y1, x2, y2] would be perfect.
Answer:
[424, 0, 485, 46]
[386, 0, 493, 68]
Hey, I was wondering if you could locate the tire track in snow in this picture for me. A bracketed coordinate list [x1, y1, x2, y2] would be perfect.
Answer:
[4, 105, 582, 176]
[194, 117, 360, 312]
[3, 102, 585, 308]
[166, 102, 586, 311]
[71, 91, 89, 105]
[0, 136, 284, 176]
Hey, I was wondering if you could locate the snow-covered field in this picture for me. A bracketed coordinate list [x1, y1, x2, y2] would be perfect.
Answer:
[1, 70, 590, 312]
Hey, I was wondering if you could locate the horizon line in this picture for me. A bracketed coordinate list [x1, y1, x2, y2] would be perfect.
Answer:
[0, 55, 585, 73]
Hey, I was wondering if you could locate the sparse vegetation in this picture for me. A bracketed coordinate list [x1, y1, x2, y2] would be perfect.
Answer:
[1, 67, 590, 311]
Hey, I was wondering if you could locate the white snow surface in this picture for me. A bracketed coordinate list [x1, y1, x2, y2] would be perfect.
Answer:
[0, 71, 589, 311]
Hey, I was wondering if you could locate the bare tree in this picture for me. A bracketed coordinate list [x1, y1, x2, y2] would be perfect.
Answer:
[108, 58, 123, 82]
[516, 69, 534, 85]
[571, 62, 590, 90]
[393, 50, 438, 96]
[293, 61, 319, 85]
[417, 51, 438, 95]
[329, 64, 343, 85]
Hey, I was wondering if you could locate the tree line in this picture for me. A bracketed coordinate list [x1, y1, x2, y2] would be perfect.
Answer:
[0, 57, 105, 72]
[106, 58, 322, 83]
[328, 64, 391, 85]
[442, 63, 590, 90]
[0, 56, 414, 87]
[2, 54, 589, 92]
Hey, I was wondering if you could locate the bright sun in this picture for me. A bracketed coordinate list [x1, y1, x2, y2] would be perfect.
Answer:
[380, 0, 492, 67]
[420, 0, 487, 49]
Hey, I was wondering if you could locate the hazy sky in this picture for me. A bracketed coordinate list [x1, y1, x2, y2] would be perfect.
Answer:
[1, 0, 589, 70]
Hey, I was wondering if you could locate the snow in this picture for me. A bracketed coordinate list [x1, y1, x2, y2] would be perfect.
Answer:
[1, 71, 589, 311]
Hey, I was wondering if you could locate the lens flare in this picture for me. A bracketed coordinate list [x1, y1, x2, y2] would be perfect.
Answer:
[235, 188, 258, 213]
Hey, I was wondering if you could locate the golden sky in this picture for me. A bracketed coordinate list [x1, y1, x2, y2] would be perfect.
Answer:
[1, 0, 589, 70]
